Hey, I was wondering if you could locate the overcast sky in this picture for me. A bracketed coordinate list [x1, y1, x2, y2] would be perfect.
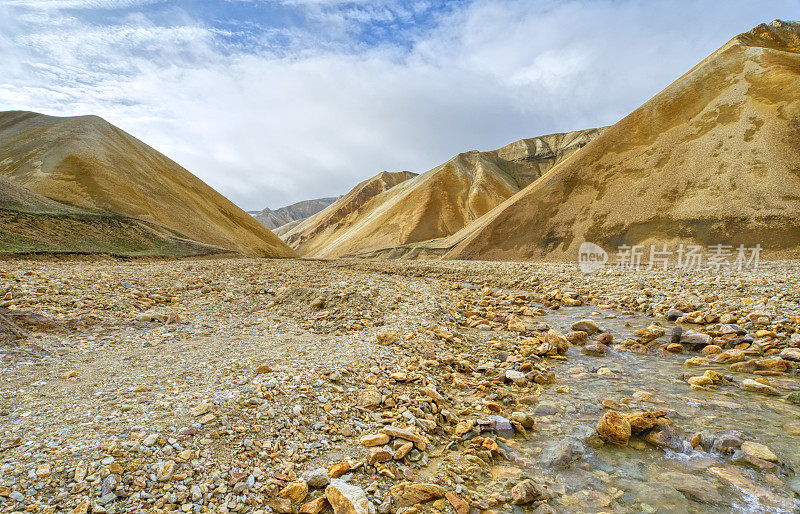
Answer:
[1, 0, 799, 210]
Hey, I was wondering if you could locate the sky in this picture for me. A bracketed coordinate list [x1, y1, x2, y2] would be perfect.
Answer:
[1, 0, 799, 211]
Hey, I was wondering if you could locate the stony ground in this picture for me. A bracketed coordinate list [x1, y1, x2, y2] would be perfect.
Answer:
[0, 257, 799, 514]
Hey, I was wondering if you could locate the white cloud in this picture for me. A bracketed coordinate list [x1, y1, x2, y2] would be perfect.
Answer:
[1, 0, 799, 210]
[2, 0, 165, 9]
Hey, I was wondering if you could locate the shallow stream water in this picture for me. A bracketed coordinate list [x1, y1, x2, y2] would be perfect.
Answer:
[509, 304, 800, 513]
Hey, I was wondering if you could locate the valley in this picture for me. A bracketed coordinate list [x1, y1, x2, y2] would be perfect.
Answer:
[1, 257, 799, 513]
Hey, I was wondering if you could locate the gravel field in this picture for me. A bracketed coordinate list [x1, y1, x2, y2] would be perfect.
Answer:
[1, 257, 799, 513]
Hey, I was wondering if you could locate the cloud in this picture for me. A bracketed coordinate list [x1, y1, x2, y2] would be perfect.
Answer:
[1, 0, 799, 210]
[2, 0, 166, 9]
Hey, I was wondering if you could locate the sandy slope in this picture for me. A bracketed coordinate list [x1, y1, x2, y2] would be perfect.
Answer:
[0, 111, 295, 258]
[446, 20, 800, 261]
[281, 170, 418, 256]
[0, 175, 230, 256]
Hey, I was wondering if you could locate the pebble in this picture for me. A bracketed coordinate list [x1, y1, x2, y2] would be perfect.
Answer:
[740, 379, 780, 396]
[570, 319, 600, 335]
[740, 441, 778, 462]
[3, 258, 800, 514]
[326, 479, 375, 514]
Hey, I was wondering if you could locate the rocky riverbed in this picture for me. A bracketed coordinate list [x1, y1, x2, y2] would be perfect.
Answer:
[0, 257, 799, 513]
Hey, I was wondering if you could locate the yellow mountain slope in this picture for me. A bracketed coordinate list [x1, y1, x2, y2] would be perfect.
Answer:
[283, 129, 603, 258]
[446, 20, 800, 261]
[0, 111, 295, 257]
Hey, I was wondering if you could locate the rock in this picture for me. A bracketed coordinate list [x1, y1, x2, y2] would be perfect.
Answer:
[267, 497, 294, 514]
[571, 319, 600, 335]
[713, 349, 746, 364]
[97, 493, 117, 502]
[597, 411, 631, 445]
[142, 433, 159, 446]
[544, 329, 569, 354]
[198, 412, 216, 424]
[780, 348, 800, 362]
[301, 497, 331, 514]
[280, 480, 309, 503]
[360, 433, 390, 447]
[326, 479, 375, 514]
[687, 375, 714, 388]
[540, 437, 584, 468]
[665, 309, 683, 321]
[508, 320, 527, 332]
[483, 415, 515, 438]
[566, 331, 587, 345]
[596, 332, 614, 344]
[445, 492, 470, 514]
[101, 475, 116, 496]
[710, 433, 743, 454]
[397, 483, 446, 506]
[786, 391, 800, 405]
[755, 357, 787, 372]
[788, 476, 800, 496]
[156, 460, 175, 481]
[659, 472, 723, 504]
[701, 344, 722, 356]
[190, 402, 212, 416]
[510, 479, 553, 504]
[669, 326, 682, 344]
[71, 498, 90, 514]
[641, 419, 681, 450]
[719, 324, 746, 335]
[302, 468, 331, 489]
[511, 411, 535, 428]
[35, 462, 51, 478]
[634, 325, 665, 343]
[533, 401, 560, 416]
[328, 462, 352, 479]
[381, 425, 426, 450]
[366, 448, 393, 465]
[394, 442, 413, 460]
[680, 331, 711, 346]
[684, 356, 709, 366]
[625, 411, 664, 433]
[505, 369, 528, 385]
[740, 441, 778, 462]
[582, 342, 608, 356]
[740, 379, 780, 396]
[376, 331, 398, 345]
[709, 466, 795, 510]
[359, 387, 382, 408]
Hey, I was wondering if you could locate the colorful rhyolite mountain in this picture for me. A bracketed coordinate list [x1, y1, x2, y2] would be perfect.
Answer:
[282, 129, 604, 258]
[0, 111, 295, 257]
[446, 20, 800, 261]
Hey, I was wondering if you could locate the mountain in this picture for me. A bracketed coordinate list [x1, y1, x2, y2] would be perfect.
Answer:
[0, 111, 295, 258]
[280, 170, 418, 256]
[0, 175, 229, 256]
[252, 197, 338, 230]
[281, 129, 603, 258]
[445, 20, 800, 262]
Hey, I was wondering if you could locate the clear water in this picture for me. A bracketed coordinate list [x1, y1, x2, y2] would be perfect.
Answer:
[511, 304, 800, 513]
